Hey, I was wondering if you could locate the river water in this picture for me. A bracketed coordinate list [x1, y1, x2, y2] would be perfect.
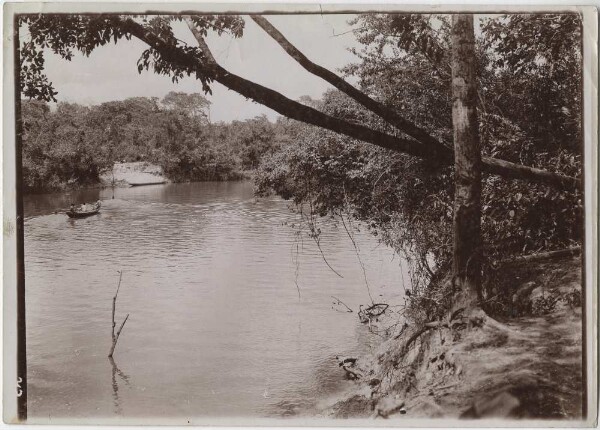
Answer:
[24, 181, 407, 423]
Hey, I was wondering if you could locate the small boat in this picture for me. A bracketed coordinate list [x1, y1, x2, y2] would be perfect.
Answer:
[66, 201, 101, 218]
[127, 180, 166, 187]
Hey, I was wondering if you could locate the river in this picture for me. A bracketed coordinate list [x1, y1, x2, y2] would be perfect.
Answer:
[24, 181, 407, 423]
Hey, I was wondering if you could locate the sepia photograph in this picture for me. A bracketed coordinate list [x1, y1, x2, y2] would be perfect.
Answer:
[2, 2, 597, 426]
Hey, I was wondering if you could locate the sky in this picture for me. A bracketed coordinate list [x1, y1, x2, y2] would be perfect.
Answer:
[35, 15, 361, 122]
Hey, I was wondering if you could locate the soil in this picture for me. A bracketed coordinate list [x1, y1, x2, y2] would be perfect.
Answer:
[323, 255, 585, 421]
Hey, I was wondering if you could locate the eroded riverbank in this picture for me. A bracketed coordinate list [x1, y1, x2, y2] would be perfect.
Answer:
[323, 255, 583, 420]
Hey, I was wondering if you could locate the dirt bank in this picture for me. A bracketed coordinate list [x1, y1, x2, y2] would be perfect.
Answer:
[325, 255, 584, 420]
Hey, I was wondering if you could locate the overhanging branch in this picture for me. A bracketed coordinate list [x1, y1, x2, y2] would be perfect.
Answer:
[252, 16, 453, 158]
[123, 16, 580, 191]
[251, 16, 580, 191]
[126, 17, 440, 160]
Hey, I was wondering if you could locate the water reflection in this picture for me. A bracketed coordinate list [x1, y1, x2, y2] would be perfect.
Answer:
[109, 357, 130, 415]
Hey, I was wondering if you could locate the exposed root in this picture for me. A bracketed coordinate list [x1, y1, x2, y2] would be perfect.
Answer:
[326, 254, 583, 420]
[331, 296, 353, 313]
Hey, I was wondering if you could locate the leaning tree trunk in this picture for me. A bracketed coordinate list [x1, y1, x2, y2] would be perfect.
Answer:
[451, 14, 482, 304]
[123, 17, 579, 190]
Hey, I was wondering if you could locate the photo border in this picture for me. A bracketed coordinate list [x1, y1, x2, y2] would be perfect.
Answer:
[2, 2, 597, 427]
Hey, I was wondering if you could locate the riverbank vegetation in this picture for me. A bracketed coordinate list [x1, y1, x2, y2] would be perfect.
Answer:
[21, 93, 286, 192]
[17, 12, 586, 420]
[254, 13, 584, 418]
[256, 13, 582, 267]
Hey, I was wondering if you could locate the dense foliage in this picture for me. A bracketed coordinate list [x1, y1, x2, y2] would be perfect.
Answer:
[18, 12, 583, 300]
[21, 93, 283, 192]
[19, 15, 245, 101]
[256, 13, 583, 293]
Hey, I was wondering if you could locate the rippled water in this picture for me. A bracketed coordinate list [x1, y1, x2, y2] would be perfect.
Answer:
[24, 182, 407, 422]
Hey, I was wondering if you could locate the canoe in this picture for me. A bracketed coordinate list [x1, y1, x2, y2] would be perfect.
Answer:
[127, 180, 166, 187]
[66, 201, 101, 218]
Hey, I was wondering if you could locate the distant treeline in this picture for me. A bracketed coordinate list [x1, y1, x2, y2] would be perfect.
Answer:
[21, 92, 292, 192]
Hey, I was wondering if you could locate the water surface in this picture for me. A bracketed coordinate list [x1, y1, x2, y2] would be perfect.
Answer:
[24, 182, 407, 422]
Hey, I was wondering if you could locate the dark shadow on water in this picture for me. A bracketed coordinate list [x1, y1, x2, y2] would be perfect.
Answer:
[109, 357, 130, 415]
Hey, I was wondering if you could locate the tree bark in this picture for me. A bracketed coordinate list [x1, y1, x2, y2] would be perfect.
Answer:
[451, 14, 482, 302]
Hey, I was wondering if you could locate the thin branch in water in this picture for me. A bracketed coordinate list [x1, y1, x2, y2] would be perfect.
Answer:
[111, 271, 123, 341]
[300, 203, 343, 278]
[314, 238, 344, 279]
[109, 270, 129, 358]
[331, 295, 354, 313]
[340, 211, 374, 304]
[109, 314, 129, 358]
[398, 252, 408, 296]
[291, 230, 302, 300]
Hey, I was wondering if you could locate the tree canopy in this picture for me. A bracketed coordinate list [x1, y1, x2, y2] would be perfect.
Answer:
[17, 12, 583, 300]
[21, 95, 284, 191]
[254, 13, 582, 297]
[17, 13, 580, 189]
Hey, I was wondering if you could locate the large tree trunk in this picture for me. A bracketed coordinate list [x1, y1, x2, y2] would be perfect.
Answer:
[451, 14, 482, 303]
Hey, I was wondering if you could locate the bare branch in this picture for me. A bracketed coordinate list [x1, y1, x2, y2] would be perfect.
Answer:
[493, 246, 581, 267]
[331, 295, 354, 313]
[184, 17, 216, 63]
[108, 314, 129, 358]
[111, 271, 123, 340]
[482, 156, 578, 189]
[109, 270, 128, 358]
